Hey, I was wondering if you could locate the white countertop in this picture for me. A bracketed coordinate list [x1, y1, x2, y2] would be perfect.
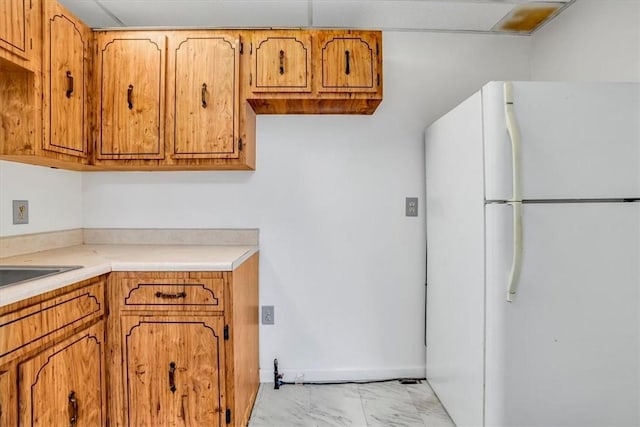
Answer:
[0, 244, 258, 307]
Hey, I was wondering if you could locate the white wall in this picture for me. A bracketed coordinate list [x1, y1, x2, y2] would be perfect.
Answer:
[82, 31, 531, 381]
[531, 0, 640, 81]
[0, 161, 83, 237]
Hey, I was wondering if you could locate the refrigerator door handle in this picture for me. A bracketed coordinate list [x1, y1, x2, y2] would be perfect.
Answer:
[507, 201, 523, 302]
[505, 82, 524, 302]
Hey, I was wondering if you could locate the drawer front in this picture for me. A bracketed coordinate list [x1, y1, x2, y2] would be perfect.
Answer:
[0, 280, 105, 362]
[120, 278, 224, 312]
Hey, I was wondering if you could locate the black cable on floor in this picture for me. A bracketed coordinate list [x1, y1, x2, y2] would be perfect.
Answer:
[279, 377, 426, 386]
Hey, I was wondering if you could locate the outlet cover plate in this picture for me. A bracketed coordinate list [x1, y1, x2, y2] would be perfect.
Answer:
[262, 305, 274, 325]
[13, 200, 29, 224]
[406, 197, 418, 217]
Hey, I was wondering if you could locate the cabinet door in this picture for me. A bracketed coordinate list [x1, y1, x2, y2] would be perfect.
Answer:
[18, 322, 106, 426]
[0, 367, 16, 426]
[122, 316, 226, 426]
[42, 1, 92, 158]
[317, 32, 381, 93]
[96, 32, 166, 160]
[0, 0, 31, 64]
[252, 32, 312, 93]
[168, 33, 240, 159]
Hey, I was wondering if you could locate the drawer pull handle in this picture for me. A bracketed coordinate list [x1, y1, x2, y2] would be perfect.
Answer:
[345, 50, 351, 75]
[66, 71, 74, 98]
[279, 50, 285, 75]
[169, 362, 177, 393]
[127, 84, 134, 109]
[155, 291, 187, 299]
[201, 83, 207, 108]
[68, 391, 78, 426]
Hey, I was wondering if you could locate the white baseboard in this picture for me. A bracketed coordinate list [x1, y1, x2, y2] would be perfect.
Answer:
[259, 366, 426, 384]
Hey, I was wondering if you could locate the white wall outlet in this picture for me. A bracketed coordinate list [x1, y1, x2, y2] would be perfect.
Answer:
[13, 200, 29, 224]
[262, 305, 274, 325]
[406, 197, 418, 217]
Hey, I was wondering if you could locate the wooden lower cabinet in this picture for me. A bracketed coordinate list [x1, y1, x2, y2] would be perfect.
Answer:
[109, 253, 260, 427]
[121, 316, 226, 426]
[0, 276, 107, 426]
[18, 322, 106, 426]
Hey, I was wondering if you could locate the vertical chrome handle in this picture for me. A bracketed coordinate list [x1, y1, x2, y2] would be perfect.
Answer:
[169, 362, 177, 393]
[68, 391, 78, 426]
[127, 84, 134, 110]
[201, 83, 207, 108]
[279, 50, 285, 75]
[66, 71, 74, 98]
[345, 50, 351, 75]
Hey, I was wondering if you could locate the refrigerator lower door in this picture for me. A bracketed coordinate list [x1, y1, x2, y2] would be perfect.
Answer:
[485, 202, 639, 427]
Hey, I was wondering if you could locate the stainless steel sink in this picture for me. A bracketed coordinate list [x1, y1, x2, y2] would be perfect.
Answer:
[0, 266, 83, 288]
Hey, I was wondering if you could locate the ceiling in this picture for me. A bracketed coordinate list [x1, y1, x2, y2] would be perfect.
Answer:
[58, 0, 576, 34]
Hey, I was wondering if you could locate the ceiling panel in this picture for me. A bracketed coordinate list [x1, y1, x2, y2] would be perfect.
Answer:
[95, 1, 310, 28]
[312, 1, 515, 31]
[58, 0, 123, 27]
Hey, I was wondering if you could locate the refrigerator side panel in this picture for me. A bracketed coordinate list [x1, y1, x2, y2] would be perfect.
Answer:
[425, 91, 485, 427]
[483, 81, 640, 200]
[485, 203, 639, 427]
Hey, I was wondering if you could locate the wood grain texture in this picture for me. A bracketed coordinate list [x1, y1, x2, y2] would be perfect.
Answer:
[0, 0, 33, 70]
[120, 277, 224, 312]
[167, 32, 240, 160]
[18, 322, 106, 426]
[252, 31, 312, 93]
[224, 252, 259, 427]
[246, 29, 382, 114]
[0, 279, 105, 366]
[95, 31, 166, 160]
[0, 70, 35, 155]
[42, 0, 92, 158]
[0, 365, 17, 426]
[122, 315, 226, 426]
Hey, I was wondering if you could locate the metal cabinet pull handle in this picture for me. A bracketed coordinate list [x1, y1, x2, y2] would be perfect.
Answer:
[155, 291, 187, 299]
[66, 71, 74, 98]
[68, 391, 78, 426]
[127, 84, 134, 109]
[345, 50, 351, 75]
[279, 50, 285, 75]
[169, 362, 177, 393]
[201, 83, 207, 108]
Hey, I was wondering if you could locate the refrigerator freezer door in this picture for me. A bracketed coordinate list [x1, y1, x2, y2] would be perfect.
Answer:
[485, 202, 639, 427]
[483, 82, 640, 200]
[425, 91, 485, 426]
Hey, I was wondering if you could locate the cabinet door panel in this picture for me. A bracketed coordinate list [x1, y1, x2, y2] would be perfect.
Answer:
[0, 367, 16, 426]
[319, 33, 380, 93]
[253, 33, 312, 93]
[170, 34, 240, 159]
[18, 323, 105, 426]
[123, 316, 226, 426]
[97, 33, 166, 159]
[43, 3, 91, 157]
[0, 0, 29, 62]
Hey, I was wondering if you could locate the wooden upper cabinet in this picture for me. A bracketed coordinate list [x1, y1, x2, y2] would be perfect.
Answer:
[0, 0, 33, 68]
[96, 32, 166, 160]
[167, 32, 240, 159]
[42, 1, 91, 158]
[251, 32, 312, 93]
[317, 31, 381, 93]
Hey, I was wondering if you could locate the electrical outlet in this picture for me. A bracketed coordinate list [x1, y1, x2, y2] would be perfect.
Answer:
[13, 200, 29, 224]
[262, 305, 274, 325]
[406, 197, 418, 217]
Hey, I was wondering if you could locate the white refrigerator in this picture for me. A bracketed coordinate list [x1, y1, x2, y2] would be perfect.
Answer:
[425, 81, 639, 427]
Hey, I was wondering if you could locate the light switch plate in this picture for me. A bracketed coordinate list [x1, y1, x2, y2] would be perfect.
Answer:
[406, 197, 418, 217]
[13, 200, 29, 224]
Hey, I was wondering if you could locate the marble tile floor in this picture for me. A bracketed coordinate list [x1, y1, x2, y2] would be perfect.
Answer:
[248, 380, 455, 427]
